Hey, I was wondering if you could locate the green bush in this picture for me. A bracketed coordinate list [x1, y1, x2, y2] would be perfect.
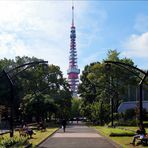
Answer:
[107, 121, 119, 127]
[113, 119, 137, 126]
[0, 137, 17, 147]
[124, 108, 136, 120]
[109, 132, 134, 137]
[144, 122, 148, 127]
[128, 119, 137, 126]
[113, 113, 121, 121]
[0, 137, 29, 148]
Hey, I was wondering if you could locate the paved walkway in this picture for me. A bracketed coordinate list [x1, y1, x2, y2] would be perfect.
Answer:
[38, 122, 119, 148]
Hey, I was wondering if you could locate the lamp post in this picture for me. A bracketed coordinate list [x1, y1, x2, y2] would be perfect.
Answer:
[3, 70, 14, 137]
[139, 74, 147, 125]
[105, 63, 114, 127]
[1, 60, 48, 137]
[104, 61, 148, 126]
[111, 92, 114, 127]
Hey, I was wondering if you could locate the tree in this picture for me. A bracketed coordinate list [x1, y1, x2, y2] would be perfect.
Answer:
[78, 49, 138, 125]
[0, 56, 72, 124]
[71, 98, 82, 119]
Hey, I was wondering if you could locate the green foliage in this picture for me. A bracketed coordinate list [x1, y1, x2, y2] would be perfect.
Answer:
[80, 100, 110, 125]
[0, 136, 29, 147]
[79, 49, 139, 125]
[124, 108, 136, 120]
[107, 49, 120, 61]
[71, 98, 82, 118]
[95, 126, 148, 147]
[90, 101, 110, 125]
[20, 62, 72, 121]
[95, 125, 135, 136]
[109, 132, 134, 137]
[0, 56, 72, 123]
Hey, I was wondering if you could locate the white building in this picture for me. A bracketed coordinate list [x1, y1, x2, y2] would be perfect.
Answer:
[118, 101, 148, 112]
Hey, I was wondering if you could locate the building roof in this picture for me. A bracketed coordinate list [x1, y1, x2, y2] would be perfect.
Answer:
[118, 101, 148, 112]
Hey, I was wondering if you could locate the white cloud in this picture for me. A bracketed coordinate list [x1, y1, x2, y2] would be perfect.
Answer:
[122, 32, 148, 58]
[0, 1, 86, 76]
[0, 1, 106, 77]
[0, 32, 31, 57]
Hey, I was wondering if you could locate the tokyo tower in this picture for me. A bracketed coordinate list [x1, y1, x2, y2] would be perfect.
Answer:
[67, 5, 80, 97]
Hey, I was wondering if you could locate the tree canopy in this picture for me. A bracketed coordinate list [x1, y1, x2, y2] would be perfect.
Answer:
[78, 49, 147, 125]
[0, 56, 72, 123]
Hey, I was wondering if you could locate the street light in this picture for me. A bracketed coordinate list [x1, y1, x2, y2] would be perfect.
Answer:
[104, 61, 148, 126]
[1, 60, 48, 137]
[105, 63, 114, 127]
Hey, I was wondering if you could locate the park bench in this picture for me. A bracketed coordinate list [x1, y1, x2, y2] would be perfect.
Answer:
[141, 137, 148, 145]
[19, 128, 28, 137]
[19, 128, 34, 138]
[37, 122, 46, 132]
[137, 135, 148, 146]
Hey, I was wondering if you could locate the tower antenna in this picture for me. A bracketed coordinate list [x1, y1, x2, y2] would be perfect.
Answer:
[72, 0, 74, 27]
[67, 1, 80, 97]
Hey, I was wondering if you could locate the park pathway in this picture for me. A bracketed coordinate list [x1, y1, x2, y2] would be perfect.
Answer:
[38, 122, 119, 148]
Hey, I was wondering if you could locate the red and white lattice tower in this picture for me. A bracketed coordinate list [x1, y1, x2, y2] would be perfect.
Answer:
[67, 5, 80, 97]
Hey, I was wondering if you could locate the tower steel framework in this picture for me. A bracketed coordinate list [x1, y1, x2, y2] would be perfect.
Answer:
[67, 5, 80, 97]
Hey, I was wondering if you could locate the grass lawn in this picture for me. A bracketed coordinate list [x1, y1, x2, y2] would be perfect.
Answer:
[94, 126, 148, 148]
[0, 127, 58, 147]
[29, 127, 58, 147]
[118, 126, 148, 133]
[0, 131, 20, 138]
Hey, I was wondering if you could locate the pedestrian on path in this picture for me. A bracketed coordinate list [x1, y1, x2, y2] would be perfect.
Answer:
[62, 119, 67, 132]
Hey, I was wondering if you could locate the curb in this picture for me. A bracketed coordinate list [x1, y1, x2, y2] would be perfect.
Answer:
[0, 131, 10, 135]
[36, 128, 60, 147]
[24, 143, 32, 148]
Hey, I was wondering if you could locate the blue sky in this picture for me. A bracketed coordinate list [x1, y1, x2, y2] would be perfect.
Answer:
[0, 1, 148, 77]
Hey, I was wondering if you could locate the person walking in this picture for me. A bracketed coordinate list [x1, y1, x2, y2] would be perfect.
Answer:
[62, 119, 67, 132]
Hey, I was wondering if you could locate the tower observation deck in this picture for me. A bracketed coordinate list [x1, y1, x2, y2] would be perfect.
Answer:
[67, 5, 80, 97]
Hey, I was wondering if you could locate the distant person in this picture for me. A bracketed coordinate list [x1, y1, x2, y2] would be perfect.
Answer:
[76, 117, 79, 124]
[62, 119, 67, 132]
[22, 123, 27, 131]
[23, 123, 34, 138]
[130, 123, 146, 145]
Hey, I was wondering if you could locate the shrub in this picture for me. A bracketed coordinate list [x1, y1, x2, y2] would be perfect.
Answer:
[113, 113, 121, 121]
[117, 119, 137, 126]
[0, 137, 29, 147]
[109, 132, 134, 137]
[124, 108, 136, 120]
[0, 137, 17, 147]
[108, 121, 118, 127]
